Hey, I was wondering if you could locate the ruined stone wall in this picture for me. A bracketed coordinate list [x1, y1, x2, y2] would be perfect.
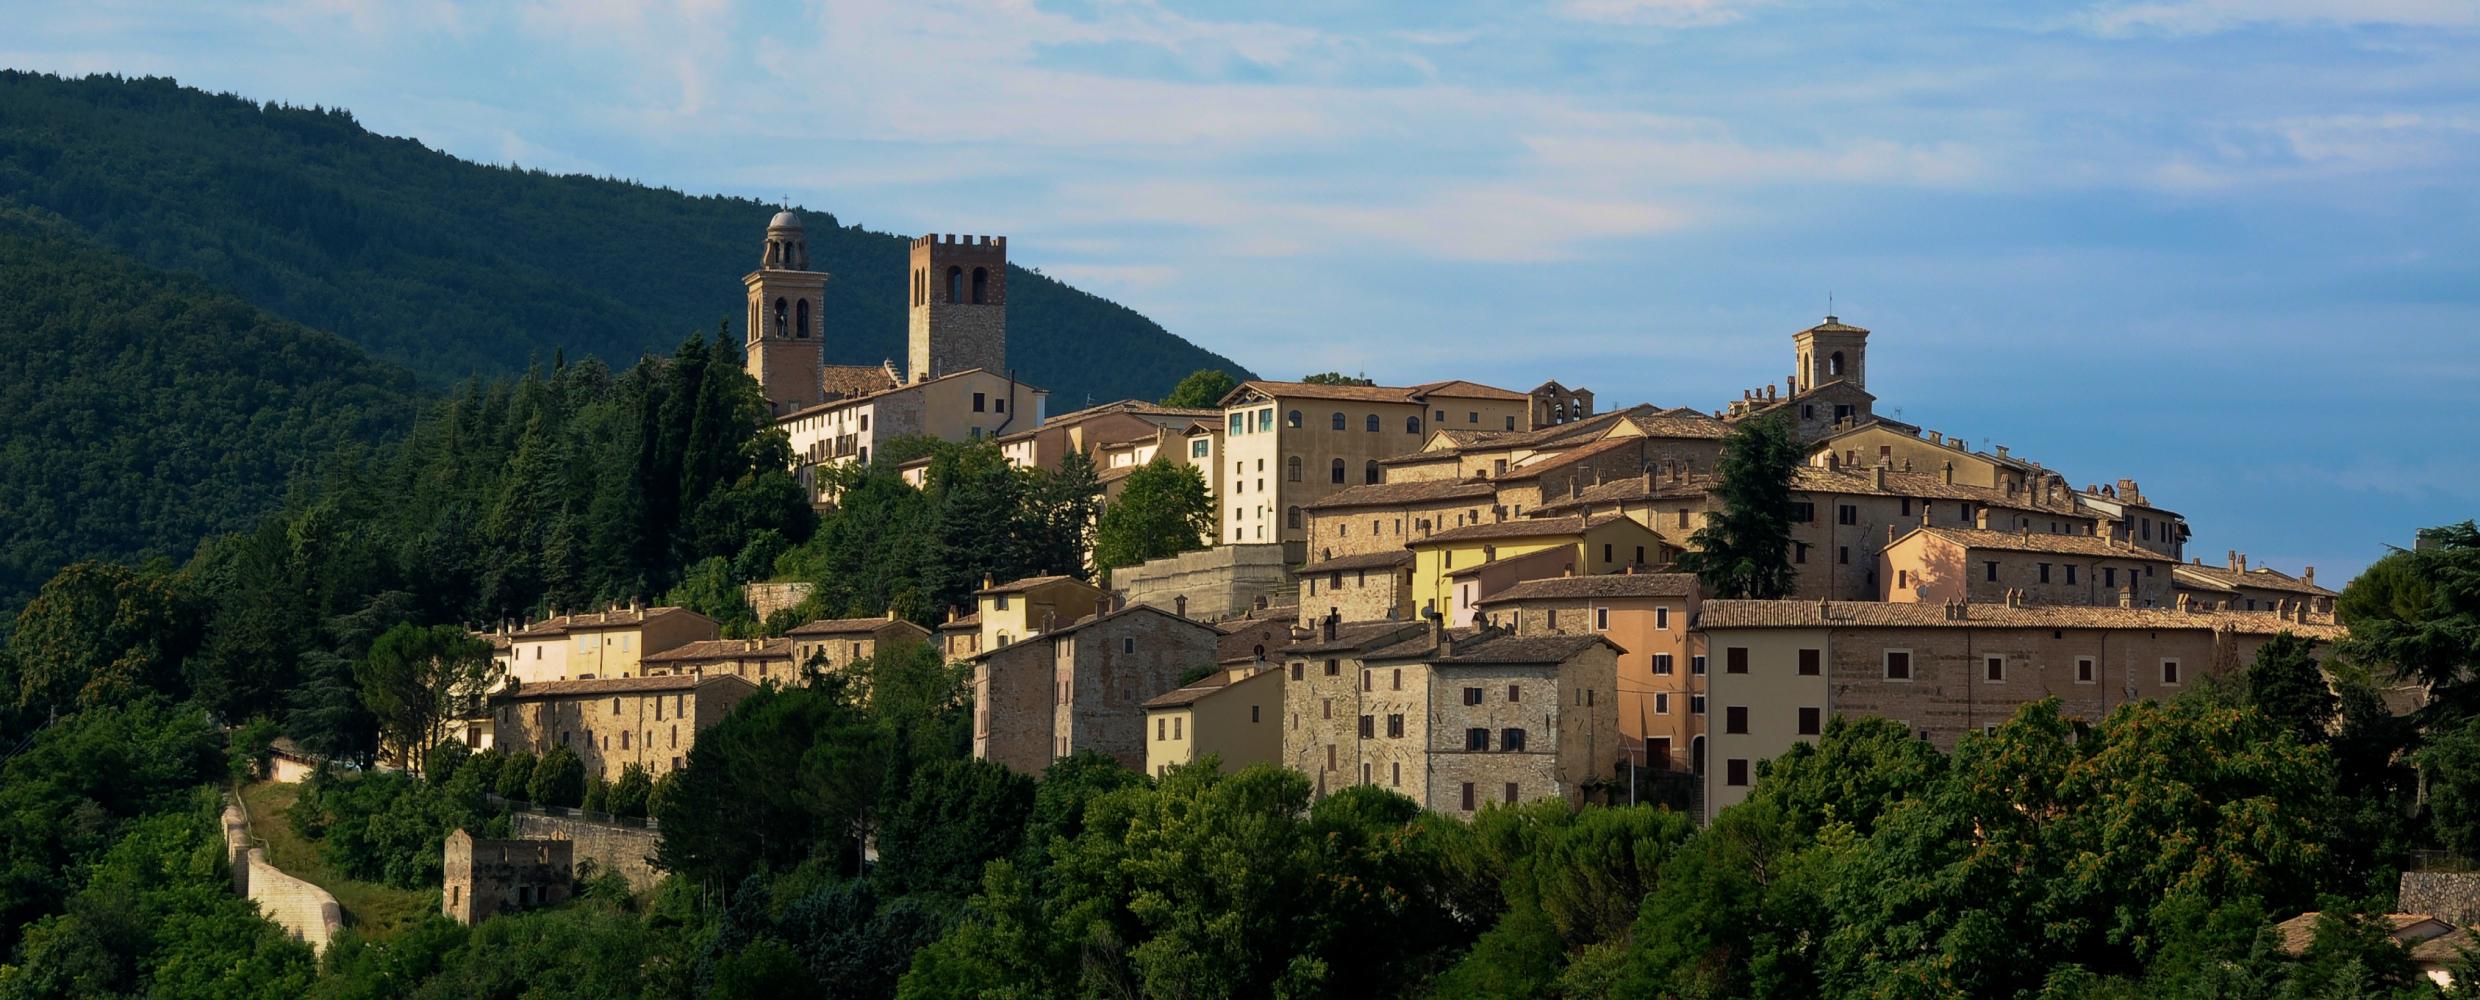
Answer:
[1115, 543, 1293, 622]
[508, 811, 665, 893]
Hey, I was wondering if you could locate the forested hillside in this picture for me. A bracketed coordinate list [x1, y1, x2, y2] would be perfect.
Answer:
[0, 71, 1250, 402]
[0, 204, 419, 611]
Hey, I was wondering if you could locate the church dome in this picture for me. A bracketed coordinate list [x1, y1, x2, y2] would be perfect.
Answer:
[768, 209, 803, 230]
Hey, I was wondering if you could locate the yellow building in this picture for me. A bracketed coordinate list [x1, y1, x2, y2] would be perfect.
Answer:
[1406, 514, 1668, 624]
[506, 605, 720, 683]
[1142, 664, 1283, 776]
[976, 575, 1107, 651]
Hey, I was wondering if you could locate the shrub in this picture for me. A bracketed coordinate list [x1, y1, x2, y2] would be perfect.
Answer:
[530, 745, 585, 808]
[496, 751, 537, 801]
[608, 764, 653, 819]
[425, 739, 470, 787]
[583, 773, 609, 814]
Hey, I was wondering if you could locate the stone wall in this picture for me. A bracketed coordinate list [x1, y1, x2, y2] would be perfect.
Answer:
[2401, 872, 2480, 926]
[508, 810, 666, 892]
[1116, 544, 1293, 622]
[743, 581, 814, 621]
[222, 800, 343, 954]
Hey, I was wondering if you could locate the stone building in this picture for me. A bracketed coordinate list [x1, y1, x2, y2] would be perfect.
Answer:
[743, 211, 830, 417]
[2172, 552, 2338, 618]
[1142, 663, 1282, 777]
[1882, 526, 2174, 608]
[971, 602, 1223, 773]
[994, 399, 1218, 474]
[1405, 514, 1669, 624]
[973, 574, 1107, 651]
[442, 829, 572, 925]
[491, 673, 758, 781]
[506, 605, 720, 683]
[1478, 572, 1704, 772]
[1297, 550, 1416, 626]
[1214, 378, 1529, 559]
[908, 233, 1008, 382]
[1529, 380, 1596, 428]
[1721, 317, 1879, 441]
[1280, 618, 1621, 812]
[1697, 599, 2347, 820]
[639, 638, 793, 683]
[786, 614, 934, 675]
[936, 609, 984, 661]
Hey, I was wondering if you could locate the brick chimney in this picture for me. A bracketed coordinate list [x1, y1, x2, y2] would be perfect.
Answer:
[1941, 461, 1955, 485]
[1174, 595, 1188, 618]
[1872, 466, 1887, 490]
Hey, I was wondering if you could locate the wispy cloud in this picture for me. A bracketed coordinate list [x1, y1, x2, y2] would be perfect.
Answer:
[1560, 0, 1768, 29]
[2081, 0, 2480, 37]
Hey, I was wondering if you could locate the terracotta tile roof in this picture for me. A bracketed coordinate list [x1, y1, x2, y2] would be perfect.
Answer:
[492, 673, 755, 700]
[1477, 573, 1700, 603]
[1618, 408, 1733, 439]
[1434, 632, 1620, 665]
[1298, 550, 1416, 574]
[1304, 479, 1497, 510]
[820, 363, 900, 399]
[511, 606, 710, 639]
[1225, 379, 1423, 404]
[786, 616, 921, 637]
[1699, 599, 2347, 639]
[1446, 545, 1576, 579]
[1282, 620, 1432, 655]
[1414, 513, 1634, 546]
[2173, 563, 2337, 598]
[976, 574, 1099, 595]
[1492, 437, 1644, 482]
[937, 612, 982, 632]
[1903, 526, 2173, 561]
[1405, 379, 1529, 401]
[642, 638, 791, 663]
[1142, 667, 1275, 710]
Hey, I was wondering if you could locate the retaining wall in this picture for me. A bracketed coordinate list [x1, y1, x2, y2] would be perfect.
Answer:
[1115, 543, 1294, 622]
[222, 799, 344, 954]
[509, 811, 666, 892]
[2401, 872, 2480, 926]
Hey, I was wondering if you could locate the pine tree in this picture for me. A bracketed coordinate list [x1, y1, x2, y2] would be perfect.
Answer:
[1676, 413, 1802, 599]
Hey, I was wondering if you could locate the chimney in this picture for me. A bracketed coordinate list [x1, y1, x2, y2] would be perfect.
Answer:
[1437, 624, 1457, 658]
[2176, 593, 2191, 612]
[1872, 466, 1887, 490]
[945, 605, 959, 624]
[1826, 451, 1840, 471]
[1927, 431, 1943, 445]
[1323, 610, 1338, 641]
[1941, 461, 1954, 485]
[982, 574, 995, 591]
[2303, 565, 2316, 587]
[2118, 586, 2133, 609]
[2227, 550, 2241, 573]
[1994, 445, 2009, 459]
[1174, 595, 1188, 618]
[886, 607, 898, 621]
[1642, 467, 1654, 492]
[1041, 610, 1057, 633]
[1975, 508, 1992, 530]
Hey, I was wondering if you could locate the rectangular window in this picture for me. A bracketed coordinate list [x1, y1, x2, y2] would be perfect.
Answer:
[1839, 546, 1850, 565]
[1362, 670, 1371, 692]
[1359, 715, 1374, 739]
[2104, 567, 2117, 588]
[1798, 648, 1821, 676]
[972, 392, 986, 412]
[1325, 659, 1340, 676]
[1252, 706, 1261, 723]
[1726, 647, 1749, 674]
[1726, 758, 1750, 787]
[1794, 542, 1808, 564]
[1290, 662, 1303, 680]
[1156, 718, 1166, 740]
[1505, 782, 1520, 803]
[1386, 714, 1404, 738]
[1327, 744, 1336, 770]
[1595, 607, 1610, 630]
[1885, 650, 1913, 681]
[1603, 543, 1613, 563]
[1323, 698, 1332, 719]
[1985, 561, 2000, 582]
[1725, 706, 1748, 734]
[2162, 659, 2181, 686]
[1467, 728, 1490, 751]
[1508, 684, 1521, 703]
[1798, 707, 1821, 736]
[1986, 656, 2005, 683]
[1692, 655, 1707, 676]
[1838, 504, 1858, 525]
[2066, 565, 2077, 585]
[1656, 606, 1670, 630]
[2076, 657, 2096, 684]
[1792, 501, 1814, 523]
[1461, 782, 1475, 811]
[1503, 728, 1527, 751]
[1463, 687, 1483, 705]
[1173, 717, 1183, 739]
[1691, 694, 1707, 715]
[1392, 762, 1401, 786]
[1655, 692, 1670, 714]
[2038, 563, 2052, 584]
[1653, 653, 1674, 675]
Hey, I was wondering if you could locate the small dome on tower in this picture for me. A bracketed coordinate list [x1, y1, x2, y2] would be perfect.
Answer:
[768, 209, 802, 230]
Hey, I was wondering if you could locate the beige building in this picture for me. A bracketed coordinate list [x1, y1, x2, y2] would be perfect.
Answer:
[1882, 526, 2174, 608]
[1697, 599, 2346, 820]
[490, 673, 758, 781]
[971, 602, 1223, 773]
[1142, 664, 1283, 777]
[778, 368, 1047, 495]
[994, 399, 1217, 473]
[1215, 378, 1529, 558]
[936, 610, 984, 662]
[786, 614, 934, 675]
[442, 830, 570, 926]
[1529, 380, 1596, 428]
[1721, 317, 1880, 441]
[1297, 550, 1416, 626]
[1406, 514, 1669, 624]
[506, 605, 720, 683]
[1280, 618, 1621, 813]
[639, 638, 793, 684]
[1478, 572, 1704, 772]
[976, 575, 1108, 651]
[2173, 552, 2338, 618]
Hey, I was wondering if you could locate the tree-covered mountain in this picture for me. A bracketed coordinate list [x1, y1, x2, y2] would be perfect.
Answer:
[0, 203, 421, 611]
[0, 71, 1250, 403]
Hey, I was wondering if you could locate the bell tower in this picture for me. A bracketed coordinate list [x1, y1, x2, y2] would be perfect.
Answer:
[1792, 315, 1868, 395]
[743, 210, 829, 415]
[906, 233, 1008, 383]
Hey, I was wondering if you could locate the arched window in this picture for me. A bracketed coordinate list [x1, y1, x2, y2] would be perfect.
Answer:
[1364, 460, 1380, 484]
[773, 297, 788, 339]
[1553, 403, 1565, 422]
[1329, 459, 1345, 484]
[947, 266, 964, 303]
[795, 298, 809, 338]
[1828, 351, 1845, 377]
[1286, 506, 1304, 529]
[1286, 409, 1303, 428]
[971, 267, 989, 304]
[1407, 415, 1422, 434]
[1331, 411, 1347, 430]
[1364, 414, 1380, 432]
[1287, 456, 1303, 482]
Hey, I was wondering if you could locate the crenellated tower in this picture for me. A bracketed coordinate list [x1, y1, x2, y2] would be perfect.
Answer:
[743, 210, 829, 415]
[907, 233, 1007, 383]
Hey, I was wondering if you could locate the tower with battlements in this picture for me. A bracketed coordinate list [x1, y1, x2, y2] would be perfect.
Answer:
[907, 234, 1008, 383]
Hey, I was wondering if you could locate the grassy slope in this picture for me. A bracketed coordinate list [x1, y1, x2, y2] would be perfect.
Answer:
[238, 780, 435, 941]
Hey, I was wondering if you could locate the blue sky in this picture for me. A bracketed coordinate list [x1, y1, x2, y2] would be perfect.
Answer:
[7, 0, 2477, 583]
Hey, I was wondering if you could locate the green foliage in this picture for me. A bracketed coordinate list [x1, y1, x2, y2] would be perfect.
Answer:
[289, 770, 498, 890]
[2337, 549, 2434, 631]
[2343, 521, 2480, 720]
[872, 757, 1035, 899]
[530, 744, 586, 808]
[1092, 460, 1216, 572]
[606, 763, 653, 819]
[0, 70, 1245, 414]
[228, 716, 282, 782]
[495, 750, 538, 801]
[582, 773, 609, 814]
[0, 203, 418, 614]
[1159, 368, 1239, 408]
[354, 624, 495, 773]
[2248, 632, 2340, 747]
[2422, 716, 2480, 860]
[8, 560, 198, 715]
[1300, 371, 1376, 386]
[1676, 413, 1802, 599]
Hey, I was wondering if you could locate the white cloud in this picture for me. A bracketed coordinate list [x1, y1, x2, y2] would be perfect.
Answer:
[1559, 0, 1766, 28]
[2082, 0, 2480, 36]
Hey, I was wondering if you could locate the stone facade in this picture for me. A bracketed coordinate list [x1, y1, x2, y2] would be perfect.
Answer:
[743, 581, 815, 621]
[786, 615, 934, 677]
[1479, 573, 1704, 772]
[972, 603, 1223, 773]
[977, 575, 1107, 652]
[744, 211, 829, 417]
[1882, 526, 2173, 608]
[2399, 873, 2480, 928]
[442, 829, 573, 925]
[491, 673, 757, 781]
[1113, 543, 1294, 622]
[908, 233, 1008, 382]
[1297, 551, 1415, 626]
[506, 605, 720, 683]
[1217, 379, 1529, 557]
[639, 638, 793, 684]
[1529, 380, 1596, 428]
[506, 810, 665, 892]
